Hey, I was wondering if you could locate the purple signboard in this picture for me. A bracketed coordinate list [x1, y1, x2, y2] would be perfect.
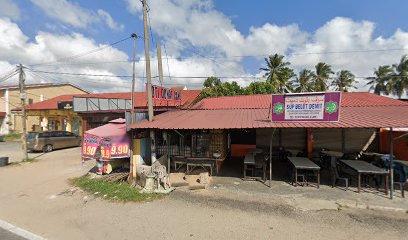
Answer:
[271, 92, 341, 122]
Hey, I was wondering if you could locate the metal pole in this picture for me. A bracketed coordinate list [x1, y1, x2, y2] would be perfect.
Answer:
[269, 128, 276, 187]
[143, 0, 153, 122]
[389, 128, 394, 199]
[18, 64, 28, 161]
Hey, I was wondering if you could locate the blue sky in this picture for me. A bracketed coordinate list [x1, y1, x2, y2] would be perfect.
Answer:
[0, 0, 408, 95]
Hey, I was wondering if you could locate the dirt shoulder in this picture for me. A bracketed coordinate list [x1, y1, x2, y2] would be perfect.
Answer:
[0, 144, 407, 240]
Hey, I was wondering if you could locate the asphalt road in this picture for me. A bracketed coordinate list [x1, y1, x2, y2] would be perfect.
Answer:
[0, 227, 26, 240]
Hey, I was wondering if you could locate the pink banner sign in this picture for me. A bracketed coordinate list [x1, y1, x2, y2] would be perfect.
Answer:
[82, 134, 101, 159]
[100, 135, 130, 161]
[271, 92, 341, 122]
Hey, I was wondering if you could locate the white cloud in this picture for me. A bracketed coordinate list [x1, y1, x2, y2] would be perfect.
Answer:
[0, 0, 20, 21]
[0, 18, 131, 92]
[30, 0, 124, 31]
[126, 1, 408, 97]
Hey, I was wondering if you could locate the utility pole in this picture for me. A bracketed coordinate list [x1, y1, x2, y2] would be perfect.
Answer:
[18, 64, 28, 161]
[129, 33, 137, 185]
[157, 42, 164, 86]
[143, 0, 153, 122]
[130, 33, 137, 124]
[143, 0, 156, 164]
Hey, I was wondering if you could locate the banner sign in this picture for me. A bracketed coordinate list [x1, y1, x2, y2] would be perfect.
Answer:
[82, 134, 130, 161]
[100, 135, 130, 161]
[148, 85, 182, 102]
[271, 92, 341, 122]
[82, 134, 101, 158]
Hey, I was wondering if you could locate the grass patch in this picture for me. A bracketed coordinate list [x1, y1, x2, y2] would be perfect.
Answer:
[70, 175, 163, 202]
[2, 132, 22, 141]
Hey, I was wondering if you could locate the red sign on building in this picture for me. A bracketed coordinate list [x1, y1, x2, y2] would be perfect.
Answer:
[148, 85, 182, 103]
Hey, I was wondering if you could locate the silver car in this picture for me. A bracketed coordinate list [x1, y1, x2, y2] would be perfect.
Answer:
[26, 131, 81, 152]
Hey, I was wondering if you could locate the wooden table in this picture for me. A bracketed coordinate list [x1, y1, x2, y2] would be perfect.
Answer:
[340, 160, 389, 194]
[288, 157, 321, 188]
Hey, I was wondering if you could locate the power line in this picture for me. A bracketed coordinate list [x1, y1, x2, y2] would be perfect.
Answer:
[163, 43, 172, 82]
[28, 36, 132, 67]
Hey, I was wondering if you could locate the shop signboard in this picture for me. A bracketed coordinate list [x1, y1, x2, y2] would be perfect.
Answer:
[148, 85, 181, 102]
[271, 92, 341, 122]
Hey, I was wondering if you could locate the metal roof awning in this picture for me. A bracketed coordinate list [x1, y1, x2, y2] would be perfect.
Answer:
[129, 106, 408, 130]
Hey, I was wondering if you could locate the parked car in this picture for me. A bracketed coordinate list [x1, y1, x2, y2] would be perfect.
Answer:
[26, 131, 81, 152]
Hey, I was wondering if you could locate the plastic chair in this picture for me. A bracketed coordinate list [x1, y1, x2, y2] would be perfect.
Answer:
[331, 163, 349, 190]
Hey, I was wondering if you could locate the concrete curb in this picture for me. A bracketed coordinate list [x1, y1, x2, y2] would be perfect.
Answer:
[0, 219, 46, 240]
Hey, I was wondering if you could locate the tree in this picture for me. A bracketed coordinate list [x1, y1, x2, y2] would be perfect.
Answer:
[200, 81, 243, 99]
[260, 54, 294, 93]
[244, 82, 276, 94]
[203, 76, 221, 89]
[294, 69, 314, 92]
[389, 55, 408, 98]
[332, 70, 356, 92]
[366, 65, 393, 95]
[313, 62, 333, 92]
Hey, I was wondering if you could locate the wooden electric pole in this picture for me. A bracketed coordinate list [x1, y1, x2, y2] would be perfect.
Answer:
[130, 33, 137, 124]
[18, 64, 28, 161]
[143, 0, 153, 122]
[157, 42, 164, 86]
[142, 0, 156, 164]
[129, 33, 137, 185]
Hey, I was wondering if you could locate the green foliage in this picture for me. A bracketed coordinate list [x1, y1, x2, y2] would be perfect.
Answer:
[332, 70, 356, 92]
[313, 62, 334, 92]
[3, 132, 23, 141]
[366, 65, 393, 95]
[260, 54, 294, 93]
[71, 175, 163, 202]
[294, 69, 314, 93]
[244, 81, 276, 94]
[389, 55, 408, 98]
[203, 76, 222, 89]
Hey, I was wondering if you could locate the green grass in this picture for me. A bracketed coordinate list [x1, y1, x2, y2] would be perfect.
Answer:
[2, 132, 23, 141]
[70, 175, 163, 202]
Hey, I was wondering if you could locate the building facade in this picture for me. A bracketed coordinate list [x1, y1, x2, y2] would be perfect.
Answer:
[0, 83, 89, 134]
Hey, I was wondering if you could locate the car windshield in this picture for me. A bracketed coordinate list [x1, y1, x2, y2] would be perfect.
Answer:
[27, 132, 38, 139]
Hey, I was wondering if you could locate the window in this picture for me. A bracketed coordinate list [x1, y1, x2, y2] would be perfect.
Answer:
[51, 131, 64, 137]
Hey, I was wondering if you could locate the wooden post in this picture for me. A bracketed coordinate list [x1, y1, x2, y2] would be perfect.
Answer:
[307, 128, 313, 159]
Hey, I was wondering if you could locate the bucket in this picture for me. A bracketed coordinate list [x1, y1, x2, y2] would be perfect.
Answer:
[0, 157, 9, 167]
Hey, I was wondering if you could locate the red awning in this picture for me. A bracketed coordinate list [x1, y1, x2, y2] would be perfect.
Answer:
[85, 118, 127, 138]
[0, 112, 6, 118]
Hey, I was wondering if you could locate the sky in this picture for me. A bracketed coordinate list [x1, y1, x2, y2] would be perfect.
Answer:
[0, 0, 407, 95]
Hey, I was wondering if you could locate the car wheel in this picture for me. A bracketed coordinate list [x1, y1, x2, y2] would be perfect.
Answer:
[43, 144, 53, 153]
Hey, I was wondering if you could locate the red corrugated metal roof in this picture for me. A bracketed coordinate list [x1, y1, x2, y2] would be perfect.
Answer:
[131, 106, 408, 129]
[14, 90, 201, 111]
[191, 92, 408, 110]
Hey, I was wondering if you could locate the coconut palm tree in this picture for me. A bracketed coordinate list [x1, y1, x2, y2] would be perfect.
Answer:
[388, 55, 408, 98]
[294, 69, 314, 92]
[366, 65, 393, 95]
[260, 54, 294, 93]
[332, 70, 356, 92]
[312, 62, 334, 92]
